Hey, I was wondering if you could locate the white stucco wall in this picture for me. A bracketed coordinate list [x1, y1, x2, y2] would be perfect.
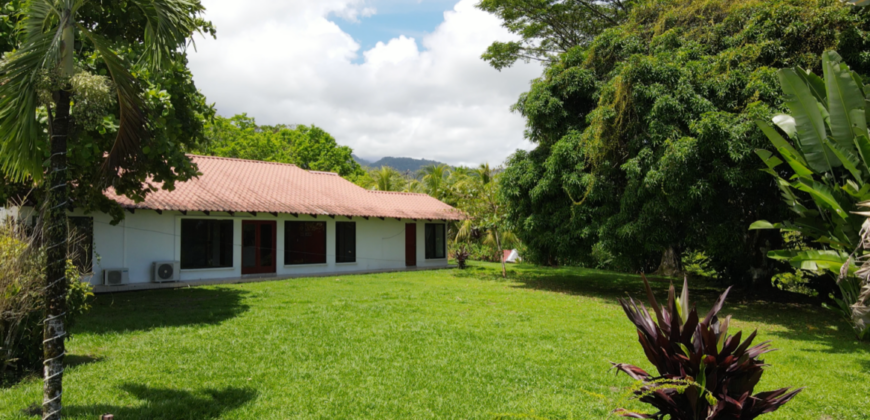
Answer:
[78, 210, 448, 285]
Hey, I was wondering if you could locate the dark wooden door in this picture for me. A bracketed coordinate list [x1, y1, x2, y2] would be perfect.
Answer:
[405, 223, 416, 267]
[242, 220, 277, 275]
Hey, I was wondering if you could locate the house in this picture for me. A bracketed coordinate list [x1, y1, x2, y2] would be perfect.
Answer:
[12, 155, 464, 292]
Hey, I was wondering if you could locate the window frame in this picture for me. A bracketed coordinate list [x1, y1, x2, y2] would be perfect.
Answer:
[424, 223, 446, 260]
[180, 218, 235, 270]
[284, 221, 328, 265]
[335, 221, 356, 263]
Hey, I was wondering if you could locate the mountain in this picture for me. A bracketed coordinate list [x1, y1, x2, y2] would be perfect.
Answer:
[355, 156, 449, 174]
[352, 154, 372, 167]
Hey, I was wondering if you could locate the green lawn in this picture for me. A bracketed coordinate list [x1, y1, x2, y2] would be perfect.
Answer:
[1, 262, 868, 419]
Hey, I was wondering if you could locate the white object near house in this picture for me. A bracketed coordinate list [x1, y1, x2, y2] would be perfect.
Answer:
[8, 155, 463, 293]
[504, 249, 520, 263]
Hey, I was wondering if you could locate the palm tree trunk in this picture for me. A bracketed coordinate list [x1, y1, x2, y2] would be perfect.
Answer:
[42, 89, 70, 420]
[495, 229, 506, 278]
[43, 12, 74, 419]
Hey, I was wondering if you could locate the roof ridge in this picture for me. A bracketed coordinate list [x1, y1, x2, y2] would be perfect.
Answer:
[368, 190, 429, 196]
[308, 170, 339, 176]
[187, 154, 300, 168]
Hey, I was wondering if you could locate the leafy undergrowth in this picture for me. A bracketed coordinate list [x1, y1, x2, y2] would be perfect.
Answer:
[0, 262, 866, 419]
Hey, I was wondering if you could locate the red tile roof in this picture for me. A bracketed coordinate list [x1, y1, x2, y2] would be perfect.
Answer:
[106, 155, 464, 220]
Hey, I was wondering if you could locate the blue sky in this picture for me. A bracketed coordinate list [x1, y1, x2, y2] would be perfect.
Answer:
[332, 0, 460, 60]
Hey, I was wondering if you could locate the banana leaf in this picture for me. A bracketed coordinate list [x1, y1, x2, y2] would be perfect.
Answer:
[823, 138, 864, 184]
[792, 179, 849, 219]
[823, 51, 867, 152]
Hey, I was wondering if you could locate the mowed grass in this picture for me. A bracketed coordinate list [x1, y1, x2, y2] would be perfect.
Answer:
[1, 262, 868, 419]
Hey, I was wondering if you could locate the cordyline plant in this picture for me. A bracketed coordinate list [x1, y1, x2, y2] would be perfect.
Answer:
[612, 276, 801, 419]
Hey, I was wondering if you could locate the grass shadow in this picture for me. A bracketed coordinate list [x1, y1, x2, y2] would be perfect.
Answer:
[74, 287, 250, 335]
[462, 263, 870, 356]
[24, 384, 257, 419]
[64, 354, 103, 368]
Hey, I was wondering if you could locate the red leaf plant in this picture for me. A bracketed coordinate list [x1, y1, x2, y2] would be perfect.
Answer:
[612, 275, 802, 419]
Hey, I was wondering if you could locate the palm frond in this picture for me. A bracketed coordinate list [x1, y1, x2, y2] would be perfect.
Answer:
[76, 24, 148, 176]
[455, 219, 473, 242]
[500, 230, 520, 248]
[0, 5, 66, 181]
[23, 0, 61, 44]
[483, 230, 496, 247]
[130, 0, 203, 70]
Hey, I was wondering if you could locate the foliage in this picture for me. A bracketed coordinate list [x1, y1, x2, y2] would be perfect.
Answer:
[499, 0, 870, 285]
[0, 219, 92, 385]
[418, 164, 451, 200]
[477, 0, 632, 70]
[453, 164, 517, 277]
[751, 51, 870, 336]
[681, 250, 718, 279]
[452, 247, 469, 269]
[195, 114, 364, 179]
[835, 206, 870, 340]
[0, 0, 217, 224]
[613, 276, 801, 418]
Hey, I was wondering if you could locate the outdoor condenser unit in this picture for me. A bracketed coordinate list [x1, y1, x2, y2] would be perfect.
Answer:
[103, 268, 130, 286]
[152, 261, 180, 283]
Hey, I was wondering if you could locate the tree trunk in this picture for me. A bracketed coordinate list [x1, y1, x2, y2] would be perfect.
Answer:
[43, 89, 70, 420]
[653, 246, 682, 277]
[495, 229, 506, 278]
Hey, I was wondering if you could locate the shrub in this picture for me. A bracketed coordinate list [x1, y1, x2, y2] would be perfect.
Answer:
[0, 218, 93, 385]
[453, 247, 470, 269]
[613, 276, 801, 419]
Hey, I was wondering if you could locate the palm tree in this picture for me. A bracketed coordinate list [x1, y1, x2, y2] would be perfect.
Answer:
[372, 166, 402, 191]
[418, 163, 451, 199]
[0, 1, 199, 418]
[472, 163, 493, 185]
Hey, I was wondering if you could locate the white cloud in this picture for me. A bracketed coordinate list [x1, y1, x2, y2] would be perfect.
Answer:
[188, 0, 543, 167]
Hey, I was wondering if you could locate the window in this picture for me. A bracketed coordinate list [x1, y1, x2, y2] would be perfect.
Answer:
[335, 222, 356, 263]
[285, 221, 327, 265]
[69, 217, 93, 273]
[180, 219, 234, 269]
[425, 224, 446, 259]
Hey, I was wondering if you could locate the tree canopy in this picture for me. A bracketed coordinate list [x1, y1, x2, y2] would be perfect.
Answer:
[477, 0, 633, 70]
[498, 0, 870, 285]
[0, 0, 216, 223]
[194, 114, 364, 179]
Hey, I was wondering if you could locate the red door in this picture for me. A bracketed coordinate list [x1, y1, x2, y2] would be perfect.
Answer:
[242, 220, 277, 275]
[405, 223, 417, 267]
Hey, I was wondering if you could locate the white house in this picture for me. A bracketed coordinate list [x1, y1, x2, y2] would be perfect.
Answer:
[13, 155, 463, 293]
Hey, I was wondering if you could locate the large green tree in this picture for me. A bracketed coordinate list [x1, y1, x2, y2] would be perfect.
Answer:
[498, 0, 870, 286]
[0, 1, 211, 417]
[195, 114, 364, 179]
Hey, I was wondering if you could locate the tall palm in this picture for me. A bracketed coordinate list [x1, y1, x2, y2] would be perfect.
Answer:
[0, 1, 199, 418]
[472, 163, 493, 185]
[373, 166, 402, 191]
[419, 163, 451, 198]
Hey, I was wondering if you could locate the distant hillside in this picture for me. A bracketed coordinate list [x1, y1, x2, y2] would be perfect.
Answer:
[355, 156, 449, 174]
[352, 154, 372, 167]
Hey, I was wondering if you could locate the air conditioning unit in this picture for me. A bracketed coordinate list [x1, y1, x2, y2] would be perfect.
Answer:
[103, 268, 129, 286]
[152, 261, 180, 283]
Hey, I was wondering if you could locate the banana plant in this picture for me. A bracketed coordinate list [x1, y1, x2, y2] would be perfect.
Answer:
[752, 50, 870, 338]
[752, 50, 870, 274]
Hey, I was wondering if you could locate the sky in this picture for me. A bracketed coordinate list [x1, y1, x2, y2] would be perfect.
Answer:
[186, 0, 544, 167]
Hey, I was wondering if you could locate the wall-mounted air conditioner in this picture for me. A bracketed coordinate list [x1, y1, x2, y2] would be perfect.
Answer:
[152, 261, 180, 283]
[103, 268, 129, 286]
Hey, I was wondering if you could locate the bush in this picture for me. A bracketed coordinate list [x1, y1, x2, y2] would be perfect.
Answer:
[0, 218, 93, 385]
[613, 276, 801, 418]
